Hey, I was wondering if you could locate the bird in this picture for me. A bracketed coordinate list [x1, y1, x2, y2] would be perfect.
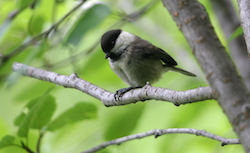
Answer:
[100, 29, 196, 100]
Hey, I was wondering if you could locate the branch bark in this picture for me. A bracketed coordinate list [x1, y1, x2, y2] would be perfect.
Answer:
[82, 128, 240, 153]
[162, 0, 250, 152]
[211, 0, 250, 90]
[12, 62, 213, 106]
[238, 0, 250, 57]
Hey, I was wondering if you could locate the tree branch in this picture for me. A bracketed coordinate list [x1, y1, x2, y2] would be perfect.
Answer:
[211, 0, 250, 90]
[238, 0, 250, 57]
[162, 0, 250, 152]
[12, 62, 213, 106]
[81, 128, 240, 153]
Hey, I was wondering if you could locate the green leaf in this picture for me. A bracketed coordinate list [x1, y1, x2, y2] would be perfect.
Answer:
[227, 26, 243, 43]
[18, 0, 34, 9]
[30, 95, 56, 129]
[17, 94, 56, 137]
[66, 4, 110, 46]
[0, 135, 15, 149]
[104, 104, 145, 140]
[15, 97, 40, 137]
[28, 14, 45, 36]
[47, 102, 97, 131]
[14, 112, 26, 126]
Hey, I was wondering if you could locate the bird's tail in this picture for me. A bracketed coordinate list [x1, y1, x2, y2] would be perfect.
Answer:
[170, 67, 196, 77]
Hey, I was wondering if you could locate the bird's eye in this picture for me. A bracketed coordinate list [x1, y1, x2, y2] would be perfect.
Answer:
[111, 41, 115, 44]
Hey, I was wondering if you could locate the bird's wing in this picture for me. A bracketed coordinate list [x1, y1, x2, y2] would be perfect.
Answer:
[130, 36, 177, 66]
[155, 48, 177, 66]
[140, 46, 177, 66]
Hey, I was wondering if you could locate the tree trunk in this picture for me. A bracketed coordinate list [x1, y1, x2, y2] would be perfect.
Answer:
[211, 0, 250, 90]
[162, 0, 250, 152]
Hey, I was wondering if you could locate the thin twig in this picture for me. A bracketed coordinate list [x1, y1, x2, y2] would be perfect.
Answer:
[0, 1, 86, 67]
[21, 141, 35, 153]
[36, 130, 45, 153]
[81, 128, 240, 153]
[0, 5, 29, 33]
[43, 0, 87, 38]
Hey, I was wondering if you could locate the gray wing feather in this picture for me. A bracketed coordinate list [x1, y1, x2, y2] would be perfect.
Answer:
[131, 37, 177, 66]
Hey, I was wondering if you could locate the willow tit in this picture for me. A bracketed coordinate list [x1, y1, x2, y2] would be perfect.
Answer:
[101, 29, 196, 99]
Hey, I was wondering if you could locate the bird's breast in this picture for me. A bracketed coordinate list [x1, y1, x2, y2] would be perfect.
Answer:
[108, 57, 132, 85]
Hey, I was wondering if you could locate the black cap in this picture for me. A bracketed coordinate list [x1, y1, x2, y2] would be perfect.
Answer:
[101, 29, 122, 53]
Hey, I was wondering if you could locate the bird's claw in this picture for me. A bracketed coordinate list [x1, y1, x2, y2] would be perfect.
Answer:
[114, 88, 130, 100]
[114, 86, 142, 101]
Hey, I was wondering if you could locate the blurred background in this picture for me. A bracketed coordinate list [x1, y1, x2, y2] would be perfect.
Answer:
[0, 0, 243, 152]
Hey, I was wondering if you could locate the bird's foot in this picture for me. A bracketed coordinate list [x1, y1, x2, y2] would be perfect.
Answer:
[114, 86, 142, 101]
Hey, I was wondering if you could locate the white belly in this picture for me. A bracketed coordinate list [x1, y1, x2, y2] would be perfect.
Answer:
[109, 58, 133, 86]
[109, 56, 164, 87]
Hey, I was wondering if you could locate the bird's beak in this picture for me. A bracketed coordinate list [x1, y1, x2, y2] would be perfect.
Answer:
[105, 52, 111, 59]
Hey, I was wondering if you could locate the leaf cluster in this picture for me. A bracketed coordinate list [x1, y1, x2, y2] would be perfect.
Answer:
[0, 90, 97, 153]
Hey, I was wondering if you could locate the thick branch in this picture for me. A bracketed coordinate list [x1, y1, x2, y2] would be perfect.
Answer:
[162, 0, 250, 152]
[12, 62, 213, 106]
[82, 128, 240, 153]
[211, 0, 250, 90]
[238, 0, 250, 57]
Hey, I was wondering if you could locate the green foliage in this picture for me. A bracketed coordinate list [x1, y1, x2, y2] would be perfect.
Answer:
[48, 102, 97, 131]
[16, 94, 56, 137]
[227, 26, 243, 43]
[17, 0, 34, 9]
[0, 89, 97, 152]
[0, 135, 15, 149]
[0, 0, 244, 153]
[28, 14, 45, 36]
[104, 104, 145, 140]
[66, 4, 111, 46]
